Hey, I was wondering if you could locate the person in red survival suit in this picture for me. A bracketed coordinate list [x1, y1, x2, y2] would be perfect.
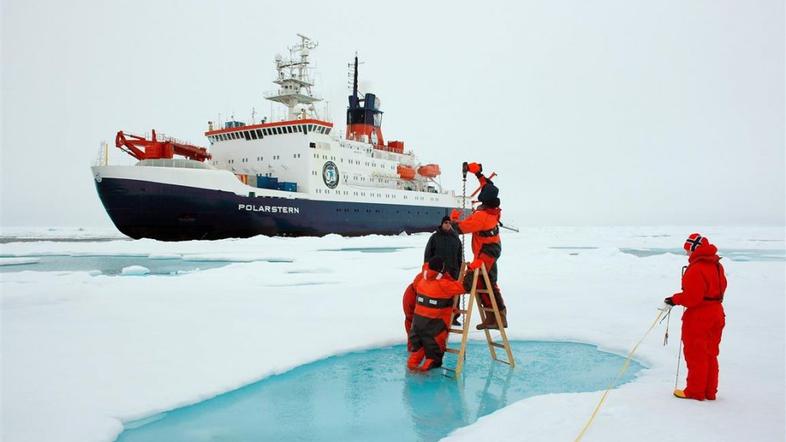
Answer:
[407, 256, 469, 371]
[450, 162, 507, 330]
[402, 263, 428, 335]
[662, 233, 727, 401]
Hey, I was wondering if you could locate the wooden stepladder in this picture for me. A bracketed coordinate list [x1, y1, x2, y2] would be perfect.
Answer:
[443, 262, 515, 377]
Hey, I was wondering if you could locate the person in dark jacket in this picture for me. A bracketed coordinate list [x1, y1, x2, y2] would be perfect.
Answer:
[424, 216, 463, 280]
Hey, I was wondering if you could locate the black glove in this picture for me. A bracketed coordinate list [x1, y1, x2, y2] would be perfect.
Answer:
[664, 297, 675, 306]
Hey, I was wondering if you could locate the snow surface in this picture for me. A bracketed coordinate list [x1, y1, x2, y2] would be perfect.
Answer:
[1, 226, 784, 442]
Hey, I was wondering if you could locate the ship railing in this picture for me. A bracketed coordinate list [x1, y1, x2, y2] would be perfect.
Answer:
[137, 158, 215, 170]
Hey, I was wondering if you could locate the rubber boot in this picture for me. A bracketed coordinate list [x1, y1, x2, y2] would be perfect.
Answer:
[476, 311, 498, 330]
[407, 349, 425, 370]
[418, 358, 442, 371]
[674, 388, 705, 401]
[477, 308, 507, 330]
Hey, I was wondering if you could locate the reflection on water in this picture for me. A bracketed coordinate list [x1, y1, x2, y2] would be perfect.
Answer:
[0, 255, 289, 276]
[619, 248, 785, 262]
[116, 341, 643, 442]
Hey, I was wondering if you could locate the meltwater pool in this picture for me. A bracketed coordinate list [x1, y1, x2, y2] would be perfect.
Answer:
[116, 340, 643, 442]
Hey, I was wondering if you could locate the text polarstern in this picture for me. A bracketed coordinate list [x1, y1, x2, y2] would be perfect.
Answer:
[238, 204, 300, 214]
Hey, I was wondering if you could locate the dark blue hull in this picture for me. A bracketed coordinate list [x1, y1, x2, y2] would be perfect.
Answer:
[95, 178, 459, 241]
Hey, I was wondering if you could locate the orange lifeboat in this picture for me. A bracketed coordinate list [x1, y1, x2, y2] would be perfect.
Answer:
[397, 164, 416, 180]
[417, 164, 441, 178]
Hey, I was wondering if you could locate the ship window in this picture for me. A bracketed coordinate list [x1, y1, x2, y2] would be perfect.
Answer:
[263, 129, 269, 136]
[308, 124, 314, 132]
[286, 126, 293, 134]
[277, 127, 283, 134]
[250, 131, 258, 140]
[325, 128, 331, 135]
[309, 142, 316, 148]
[256, 129, 263, 138]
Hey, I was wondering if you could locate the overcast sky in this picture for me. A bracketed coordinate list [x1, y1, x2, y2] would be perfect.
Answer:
[1, 0, 784, 228]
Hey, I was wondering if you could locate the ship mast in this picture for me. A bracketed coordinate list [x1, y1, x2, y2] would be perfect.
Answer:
[265, 34, 322, 121]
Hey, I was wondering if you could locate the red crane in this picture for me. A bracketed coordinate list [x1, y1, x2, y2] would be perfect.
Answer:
[115, 130, 211, 162]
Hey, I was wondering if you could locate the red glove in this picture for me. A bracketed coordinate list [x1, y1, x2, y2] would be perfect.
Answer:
[467, 162, 482, 174]
[450, 209, 462, 221]
[468, 259, 482, 270]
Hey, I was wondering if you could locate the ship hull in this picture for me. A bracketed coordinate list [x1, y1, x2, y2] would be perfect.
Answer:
[95, 177, 456, 241]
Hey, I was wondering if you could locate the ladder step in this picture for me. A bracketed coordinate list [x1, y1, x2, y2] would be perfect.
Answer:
[449, 328, 464, 334]
[490, 342, 506, 349]
[476, 289, 491, 293]
[457, 309, 469, 314]
[445, 348, 460, 354]
[481, 307, 496, 313]
[493, 358, 513, 365]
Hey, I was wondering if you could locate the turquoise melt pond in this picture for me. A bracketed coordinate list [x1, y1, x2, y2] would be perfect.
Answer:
[117, 340, 643, 442]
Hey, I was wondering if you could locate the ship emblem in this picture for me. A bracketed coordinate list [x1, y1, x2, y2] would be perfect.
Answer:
[322, 161, 339, 189]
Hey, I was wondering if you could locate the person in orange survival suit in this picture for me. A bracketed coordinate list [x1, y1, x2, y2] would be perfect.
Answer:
[662, 233, 727, 401]
[450, 162, 507, 330]
[407, 256, 469, 371]
[402, 263, 428, 337]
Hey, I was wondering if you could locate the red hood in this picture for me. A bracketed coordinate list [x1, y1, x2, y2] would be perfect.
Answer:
[421, 267, 453, 281]
[689, 243, 720, 264]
